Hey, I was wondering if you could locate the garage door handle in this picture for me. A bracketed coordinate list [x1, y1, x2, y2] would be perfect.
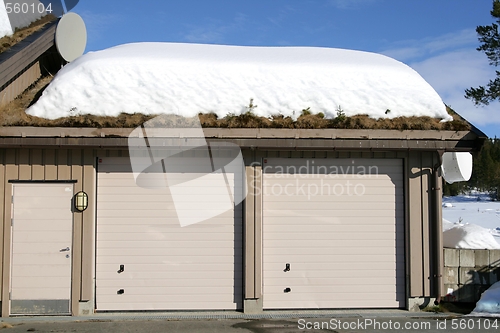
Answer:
[284, 263, 290, 272]
[60, 247, 70, 252]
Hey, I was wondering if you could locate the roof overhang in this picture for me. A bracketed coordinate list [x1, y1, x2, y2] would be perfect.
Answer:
[0, 127, 484, 152]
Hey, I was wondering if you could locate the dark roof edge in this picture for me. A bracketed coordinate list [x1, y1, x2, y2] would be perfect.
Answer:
[0, 127, 477, 140]
[0, 20, 58, 89]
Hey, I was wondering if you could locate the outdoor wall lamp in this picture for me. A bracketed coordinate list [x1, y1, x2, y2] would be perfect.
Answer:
[74, 191, 88, 212]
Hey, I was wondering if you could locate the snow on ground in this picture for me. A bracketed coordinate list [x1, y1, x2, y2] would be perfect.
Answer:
[442, 193, 500, 248]
[469, 281, 500, 317]
[0, 0, 13, 37]
[443, 223, 500, 249]
[26, 42, 453, 121]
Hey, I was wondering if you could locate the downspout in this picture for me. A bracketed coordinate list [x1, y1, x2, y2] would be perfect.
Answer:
[433, 150, 444, 305]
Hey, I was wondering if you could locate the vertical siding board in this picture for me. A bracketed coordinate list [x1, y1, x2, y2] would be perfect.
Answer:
[254, 165, 263, 298]
[421, 152, 432, 296]
[2, 150, 17, 316]
[18, 149, 30, 180]
[70, 150, 83, 315]
[57, 149, 71, 180]
[44, 149, 57, 180]
[0, 151, 5, 302]
[244, 166, 255, 299]
[403, 155, 411, 307]
[81, 151, 95, 301]
[408, 152, 423, 297]
[31, 149, 44, 180]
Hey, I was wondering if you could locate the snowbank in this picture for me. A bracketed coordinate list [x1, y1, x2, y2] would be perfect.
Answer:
[26, 42, 453, 120]
[0, 0, 13, 37]
[443, 223, 500, 250]
[469, 281, 500, 317]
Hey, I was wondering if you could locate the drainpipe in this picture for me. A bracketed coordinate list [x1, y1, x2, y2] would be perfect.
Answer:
[433, 150, 444, 305]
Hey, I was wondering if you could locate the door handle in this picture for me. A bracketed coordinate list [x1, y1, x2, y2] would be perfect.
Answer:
[60, 247, 70, 252]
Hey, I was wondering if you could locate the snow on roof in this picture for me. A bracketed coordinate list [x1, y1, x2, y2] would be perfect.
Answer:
[26, 42, 453, 121]
[0, 0, 13, 37]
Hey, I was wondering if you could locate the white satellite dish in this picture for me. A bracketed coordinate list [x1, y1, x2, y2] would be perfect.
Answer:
[55, 12, 87, 62]
[441, 152, 473, 184]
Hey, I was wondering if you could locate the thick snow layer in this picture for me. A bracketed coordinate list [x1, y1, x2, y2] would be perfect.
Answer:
[443, 223, 500, 249]
[0, 0, 13, 37]
[26, 42, 453, 120]
[469, 281, 500, 317]
[443, 194, 500, 246]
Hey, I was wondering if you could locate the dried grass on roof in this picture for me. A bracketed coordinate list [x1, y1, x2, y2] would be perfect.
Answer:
[0, 75, 470, 131]
[0, 15, 56, 54]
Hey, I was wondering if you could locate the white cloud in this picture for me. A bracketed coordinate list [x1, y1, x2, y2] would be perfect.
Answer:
[382, 29, 477, 62]
[183, 13, 248, 43]
[328, 0, 378, 10]
[409, 49, 498, 126]
[381, 29, 500, 128]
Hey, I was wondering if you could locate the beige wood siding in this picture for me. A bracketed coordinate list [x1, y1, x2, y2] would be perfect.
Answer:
[10, 183, 73, 315]
[0, 148, 94, 317]
[96, 157, 243, 311]
[262, 158, 405, 309]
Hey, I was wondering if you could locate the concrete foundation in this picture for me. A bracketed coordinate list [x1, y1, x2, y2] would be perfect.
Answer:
[243, 299, 263, 314]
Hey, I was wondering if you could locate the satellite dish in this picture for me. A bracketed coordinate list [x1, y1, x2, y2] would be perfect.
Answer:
[441, 152, 473, 184]
[55, 12, 87, 62]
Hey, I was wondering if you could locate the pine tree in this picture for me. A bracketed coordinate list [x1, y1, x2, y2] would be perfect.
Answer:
[465, 0, 500, 105]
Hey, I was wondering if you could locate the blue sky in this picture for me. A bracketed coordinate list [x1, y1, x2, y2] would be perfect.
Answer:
[70, 0, 499, 138]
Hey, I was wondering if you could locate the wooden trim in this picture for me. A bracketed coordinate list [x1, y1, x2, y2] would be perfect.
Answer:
[0, 22, 57, 89]
[408, 152, 423, 297]
[2, 150, 17, 317]
[244, 166, 255, 299]
[80, 151, 95, 301]
[0, 127, 476, 141]
[70, 150, 82, 316]
[254, 164, 263, 299]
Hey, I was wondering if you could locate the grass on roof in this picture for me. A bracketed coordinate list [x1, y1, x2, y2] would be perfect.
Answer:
[0, 15, 57, 54]
[0, 75, 470, 131]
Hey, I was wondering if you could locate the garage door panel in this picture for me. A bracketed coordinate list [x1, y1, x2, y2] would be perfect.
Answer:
[97, 269, 242, 280]
[97, 231, 242, 242]
[97, 242, 240, 256]
[96, 289, 238, 299]
[263, 246, 399, 257]
[264, 253, 403, 263]
[263, 202, 397, 211]
[264, 291, 403, 302]
[98, 224, 239, 233]
[97, 277, 242, 288]
[264, 281, 400, 292]
[264, 224, 398, 233]
[263, 194, 403, 203]
[97, 263, 240, 273]
[263, 179, 402, 188]
[97, 209, 242, 219]
[264, 268, 404, 278]
[260, 215, 404, 224]
[263, 158, 405, 309]
[96, 157, 243, 311]
[97, 217, 240, 225]
[263, 210, 402, 219]
[96, 300, 238, 311]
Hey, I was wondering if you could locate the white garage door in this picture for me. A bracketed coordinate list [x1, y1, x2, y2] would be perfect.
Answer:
[263, 158, 405, 309]
[96, 157, 243, 311]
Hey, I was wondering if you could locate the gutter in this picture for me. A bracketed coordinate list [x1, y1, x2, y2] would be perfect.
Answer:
[433, 150, 444, 305]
